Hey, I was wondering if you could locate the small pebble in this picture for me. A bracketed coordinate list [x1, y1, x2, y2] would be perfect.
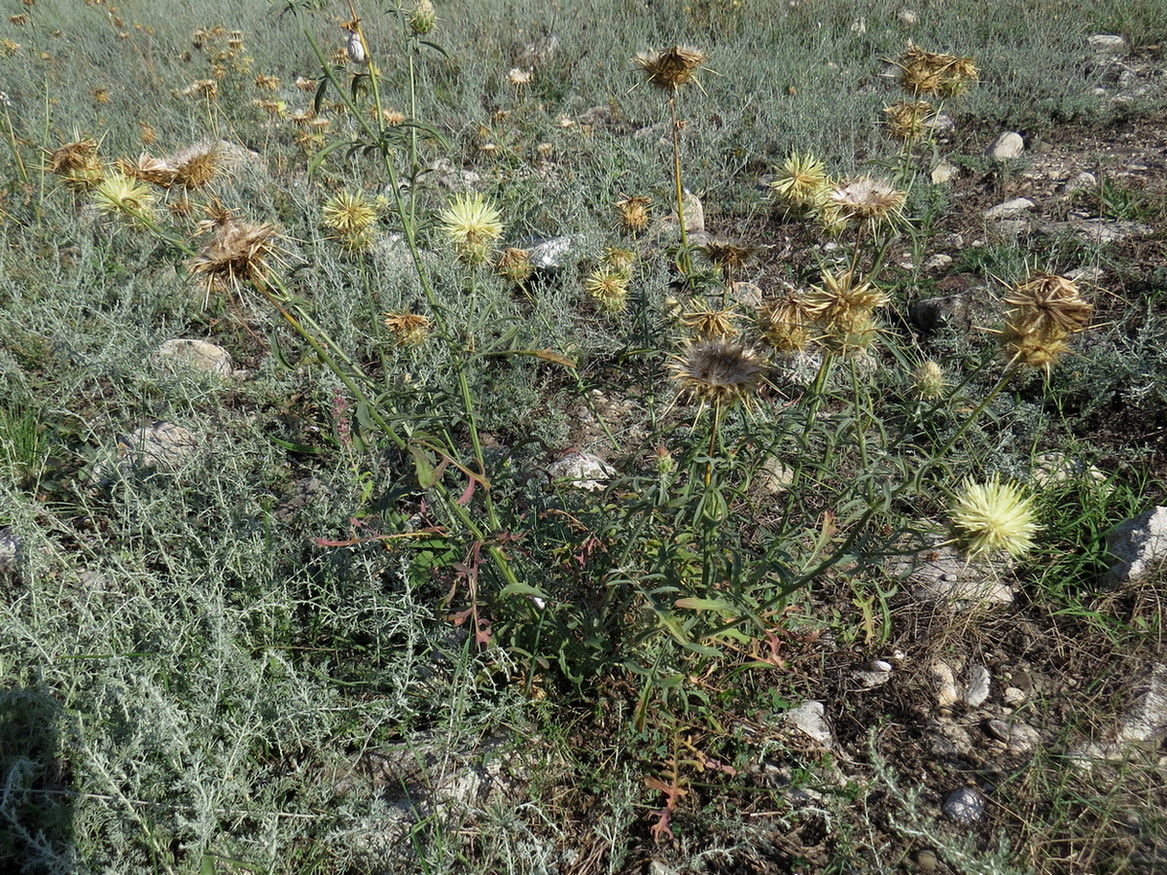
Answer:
[914, 848, 939, 872]
[942, 786, 985, 823]
[984, 718, 1010, 742]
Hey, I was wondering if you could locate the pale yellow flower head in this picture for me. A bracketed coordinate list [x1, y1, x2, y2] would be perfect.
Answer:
[440, 191, 504, 264]
[950, 476, 1039, 560]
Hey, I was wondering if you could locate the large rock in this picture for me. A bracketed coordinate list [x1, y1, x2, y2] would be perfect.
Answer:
[986, 131, 1024, 160]
[1104, 506, 1167, 585]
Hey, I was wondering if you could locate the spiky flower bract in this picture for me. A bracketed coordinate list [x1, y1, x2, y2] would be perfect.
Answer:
[383, 312, 432, 346]
[585, 266, 631, 315]
[894, 43, 978, 97]
[682, 300, 738, 339]
[827, 176, 906, 230]
[797, 269, 889, 327]
[615, 196, 652, 232]
[409, 0, 436, 35]
[950, 476, 1039, 559]
[321, 190, 379, 251]
[883, 99, 935, 141]
[670, 340, 765, 411]
[770, 152, 829, 211]
[635, 45, 707, 91]
[189, 219, 280, 292]
[1004, 273, 1092, 336]
[46, 138, 104, 190]
[759, 296, 814, 355]
[92, 171, 156, 225]
[914, 360, 946, 399]
[495, 247, 533, 284]
[701, 240, 756, 279]
[169, 142, 221, 189]
[440, 191, 504, 264]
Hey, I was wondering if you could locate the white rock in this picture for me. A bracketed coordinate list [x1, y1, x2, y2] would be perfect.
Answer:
[547, 452, 615, 492]
[986, 131, 1025, 160]
[1062, 171, 1098, 194]
[965, 665, 991, 708]
[923, 253, 953, 273]
[785, 701, 833, 745]
[119, 421, 198, 471]
[759, 456, 795, 494]
[1007, 722, 1040, 755]
[931, 660, 961, 708]
[1066, 265, 1104, 284]
[897, 8, 919, 26]
[984, 197, 1036, 219]
[1088, 34, 1127, 54]
[156, 339, 233, 377]
[942, 787, 985, 823]
[526, 235, 580, 270]
[930, 161, 959, 184]
[904, 542, 1014, 606]
[1117, 663, 1167, 744]
[1105, 507, 1167, 585]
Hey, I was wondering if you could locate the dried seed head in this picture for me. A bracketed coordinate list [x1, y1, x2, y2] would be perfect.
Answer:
[950, 476, 1039, 559]
[601, 246, 637, 271]
[119, 152, 178, 188]
[1003, 273, 1092, 336]
[189, 219, 280, 291]
[439, 191, 504, 264]
[635, 45, 707, 91]
[820, 310, 882, 357]
[506, 67, 533, 88]
[46, 138, 104, 190]
[770, 152, 829, 211]
[894, 43, 978, 97]
[383, 312, 432, 346]
[759, 296, 814, 355]
[999, 322, 1072, 377]
[495, 247, 533, 284]
[827, 176, 906, 229]
[797, 268, 889, 328]
[585, 266, 631, 315]
[701, 239, 756, 278]
[615, 195, 652, 232]
[670, 340, 765, 410]
[883, 99, 935, 141]
[682, 299, 738, 339]
[254, 73, 280, 91]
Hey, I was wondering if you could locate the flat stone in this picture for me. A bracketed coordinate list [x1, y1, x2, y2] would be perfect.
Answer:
[902, 540, 1014, 607]
[923, 254, 953, 273]
[909, 294, 969, 334]
[1117, 663, 1167, 744]
[930, 161, 959, 184]
[525, 235, 581, 270]
[984, 718, 1010, 742]
[1061, 171, 1097, 194]
[942, 787, 985, 823]
[913, 849, 939, 872]
[986, 131, 1024, 161]
[156, 338, 233, 377]
[547, 452, 615, 492]
[1007, 722, 1040, 755]
[785, 701, 833, 745]
[1088, 34, 1127, 54]
[984, 197, 1035, 219]
[1069, 219, 1152, 244]
[118, 421, 198, 472]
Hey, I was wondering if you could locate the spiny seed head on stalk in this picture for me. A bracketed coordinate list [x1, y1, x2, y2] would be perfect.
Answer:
[797, 268, 889, 326]
[119, 152, 178, 187]
[602, 246, 637, 271]
[321, 190, 379, 250]
[820, 310, 882, 357]
[635, 45, 707, 91]
[92, 171, 156, 225]
[828, 176, 906, 229]
[168, 142, 221, 189]
[383, 312, 432, 346]
[615, 195, 652, 232]
[189, 219, 280, 292]
[409, 0, 436, 35]
[670, 339, 765, 410]
[894, 43, 978, 97]
[701, 239, 756, 277]
[440, 191, 504, 264]
[585, 265, 631, 315]
[999, 322, 1072, 377]
[950, 476, 1039, 559]
[770, 152, 829, 211]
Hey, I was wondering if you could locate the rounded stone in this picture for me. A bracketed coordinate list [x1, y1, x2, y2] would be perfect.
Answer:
[986, 131, 1025, 161]
[942, 787, 985, 823]
[914, 848, 939, 871]
[157, 338, 233, 377]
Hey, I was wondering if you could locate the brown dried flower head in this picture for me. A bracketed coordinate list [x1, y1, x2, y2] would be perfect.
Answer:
[615, 195, 652, 232]
[635, 45, 707, 91]
[702, 239, 757, 278]
[46, 138, 104, 190]
[894, 43, 978, 97]
[670, 340, 765, 410]
[384, 312, 432, 346]
[828, 176, 906, 229]
[602, 246, 637, 271]
[999, 323, 1072, 377]
[1003, 273, 1092, 336]
[189, 219, 280, 291]
[797, 268, 889, 331]
[883, 99, 935, 141]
